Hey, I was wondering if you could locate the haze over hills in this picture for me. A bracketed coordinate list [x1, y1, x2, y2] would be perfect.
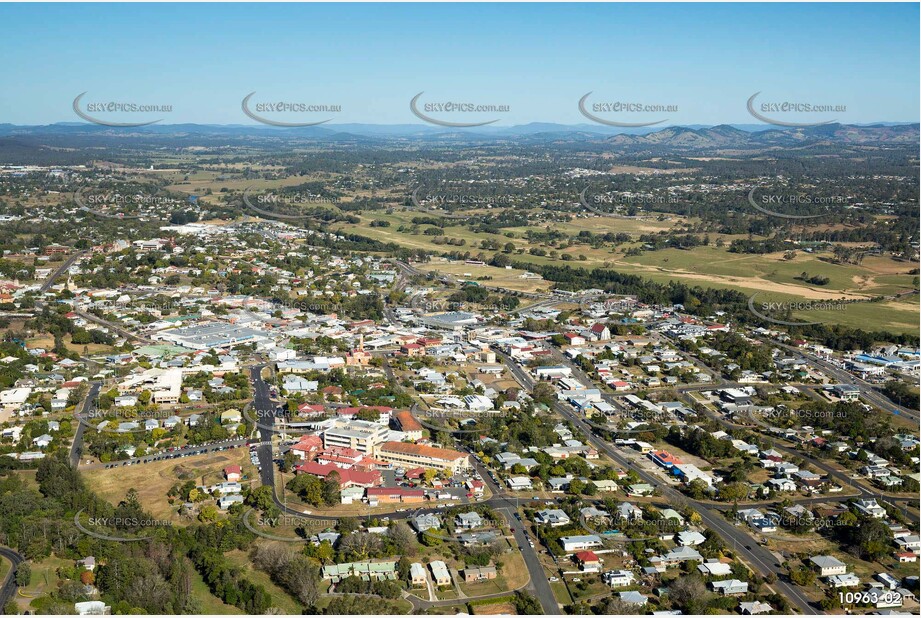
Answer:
[0, 122, 917, 165]
[0, 121, 917, 138]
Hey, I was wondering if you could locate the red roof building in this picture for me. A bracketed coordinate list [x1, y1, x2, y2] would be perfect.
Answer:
[365, 486, 425, 503]
[574, 551, 600, 565]
[294, 461, 382, 488]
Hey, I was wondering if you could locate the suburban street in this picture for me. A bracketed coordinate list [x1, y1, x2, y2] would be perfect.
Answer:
[0, 546, 24, 611]
[247, 364, 562, 614]
[495, 349, 819, 615]
[69, 382, 99, 467]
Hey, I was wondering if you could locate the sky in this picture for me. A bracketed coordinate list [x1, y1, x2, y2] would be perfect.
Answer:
[0, 3, 918, 127]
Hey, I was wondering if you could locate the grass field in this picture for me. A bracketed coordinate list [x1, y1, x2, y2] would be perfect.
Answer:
[26, 333, 117, 357]
[18, 555, 70, 612]
[190, 567, 244, 615]
[470, 601, 517, 614]
[457, 547, 530, 597]
[414, 260, 550, 293]
[224, 549, 304, 615]
[83, 448, 255, 522]
[320, 205, 920, 332]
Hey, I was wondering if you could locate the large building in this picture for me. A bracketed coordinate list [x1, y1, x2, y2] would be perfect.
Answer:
[322, 419, 389, 455]
[155, 321, 271, 351]
[377, 441, 471, 472]
[392, 410, 423, 440]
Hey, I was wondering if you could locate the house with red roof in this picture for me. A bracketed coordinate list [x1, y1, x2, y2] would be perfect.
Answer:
[297, 403, 326, 417]
[294, 461, 382, 489]
[589, 323, 611, 341]
[401, 343, 424, 357]
[573, 551, 602, 572]
[649, 450, 683, 469]
[290, 435, 323, 460]
[564, 333, 586, 346]
[224, 465, 242, 482]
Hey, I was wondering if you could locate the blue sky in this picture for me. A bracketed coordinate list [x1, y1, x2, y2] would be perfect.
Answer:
[0, 3, 917, 126]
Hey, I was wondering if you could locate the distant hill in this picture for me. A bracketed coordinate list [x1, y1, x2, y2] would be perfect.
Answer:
[0, 122, 916, 164]
[604, 123, 920, 150]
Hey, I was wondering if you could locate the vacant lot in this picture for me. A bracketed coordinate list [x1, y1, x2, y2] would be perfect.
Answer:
[83, 448, 254, 522]
[415, 260, 550, 293]
[470, 601, 517, 614]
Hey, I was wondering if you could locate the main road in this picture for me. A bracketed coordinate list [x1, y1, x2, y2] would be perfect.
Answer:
[495, 349, 819, 615]
[69, 381, 100, 467]
[246, 364, 562, 614]
[0, 547, 24, 612]
[767, 338, 919, 424]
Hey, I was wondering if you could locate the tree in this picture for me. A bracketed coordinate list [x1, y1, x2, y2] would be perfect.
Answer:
[514, 592, 543, 615]
[197, 505, 219, 523]
[339, 532, 382, 561]
[397, 556, 412, 582]
[718, 482, 749, 503]
[313, 541, 334, 565]
[388, 522, 418, 557]
[15, 563, 31, 587]
[531, 382, 556, 406]
[668, 574, 708, 610]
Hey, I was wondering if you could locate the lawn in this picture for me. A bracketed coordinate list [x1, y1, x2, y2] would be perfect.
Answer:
[82, 448, 254, 523]
[549, 580, 573, 605]
[189, 567, 244, 614]
[224, 549, 304, 615]
[414, 260, 550, 293]
[20, 555, 71, 612]
[328, 208, 919, 332]
[470, 601, 517, 614]
[458, 549, 529, 596]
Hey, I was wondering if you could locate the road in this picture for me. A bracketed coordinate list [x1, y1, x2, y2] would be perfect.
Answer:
[682, 387, 920, 521]
[768, 339, 919, 423]
[0, 547, 24, 612]
[69, 382, 100, 467]
[74, 309, 154, 344]
[39, 250, 87, 293]
[247, 364, 562, 614]
[495, 349, 819, 615]
[80, 437, 248, 470]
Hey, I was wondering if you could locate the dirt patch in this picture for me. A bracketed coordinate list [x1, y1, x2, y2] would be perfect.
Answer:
[612, 260, 871, 300]
[471, 602, 517, 615]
